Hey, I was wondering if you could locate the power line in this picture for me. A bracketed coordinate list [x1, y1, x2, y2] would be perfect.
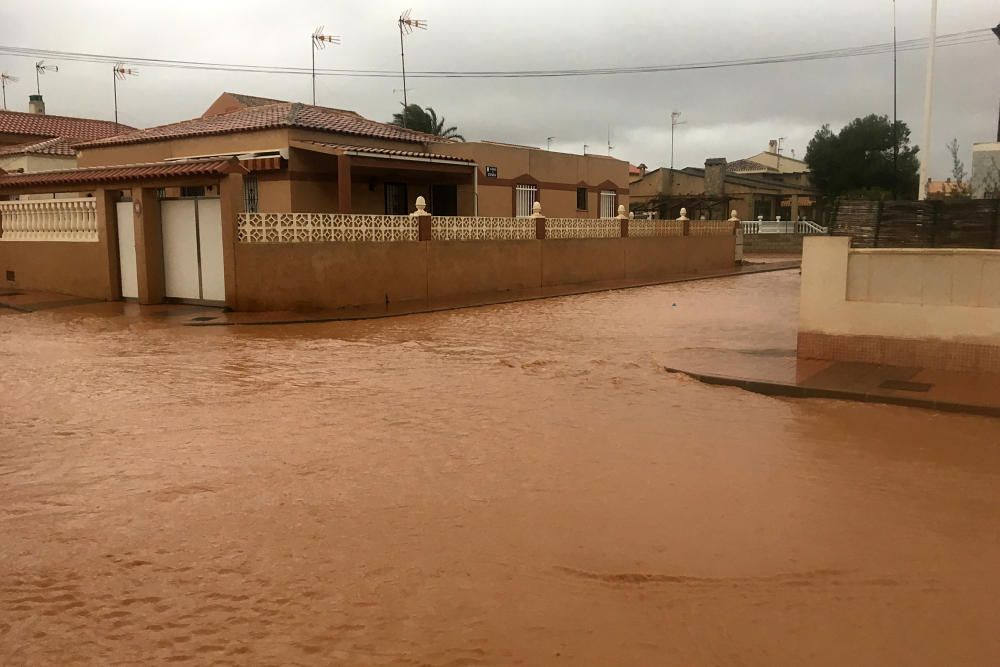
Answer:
[0, 29, 992, 80]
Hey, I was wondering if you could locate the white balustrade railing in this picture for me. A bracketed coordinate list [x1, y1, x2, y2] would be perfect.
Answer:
[237, 213, 419, 243]
[0, 198, 99, 242]
[741, 219, 827, 235]
[431, 216, 535, 241]
[546, 217, 621, 239]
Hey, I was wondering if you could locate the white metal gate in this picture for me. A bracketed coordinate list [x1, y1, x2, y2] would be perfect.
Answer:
[160, 198, 225, 303]
[115, 201, 139, 299]
[599, 190, 617, 219]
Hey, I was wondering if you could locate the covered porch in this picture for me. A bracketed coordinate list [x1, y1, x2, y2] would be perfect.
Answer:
[287, 140, 478, 216]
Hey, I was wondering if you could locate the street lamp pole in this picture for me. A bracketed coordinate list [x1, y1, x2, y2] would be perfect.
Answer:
[917, 0, 938, 201]
[670, 111, 686, 169]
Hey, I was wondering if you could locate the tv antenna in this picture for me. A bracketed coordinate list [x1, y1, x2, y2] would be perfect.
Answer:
[397, 9, 428, 128]
[311, 26, 340, 105]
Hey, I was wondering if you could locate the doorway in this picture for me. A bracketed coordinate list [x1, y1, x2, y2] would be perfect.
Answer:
[159, 198, 225, 304]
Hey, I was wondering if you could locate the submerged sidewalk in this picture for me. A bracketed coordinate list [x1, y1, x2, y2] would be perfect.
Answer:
[187, 260, 799, 326]
[665, 348, 1000, 417]
[1, 260, 798, 327]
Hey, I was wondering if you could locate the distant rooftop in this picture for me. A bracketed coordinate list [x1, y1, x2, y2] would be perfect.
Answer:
[0, 109, 133, 141]
[79, 101, 449, 149]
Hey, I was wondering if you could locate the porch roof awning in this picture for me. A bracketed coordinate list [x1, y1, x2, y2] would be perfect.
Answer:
[0, 157, 246, 191]
[290, 139, 476, 165]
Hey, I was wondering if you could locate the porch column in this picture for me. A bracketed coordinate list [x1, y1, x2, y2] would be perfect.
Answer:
[790, 194, 800, 222]
[94, 188, 121, 301]
[218, 172, 245, 309]
[337, 154, 352, 213]
[132, 187, 165, 305]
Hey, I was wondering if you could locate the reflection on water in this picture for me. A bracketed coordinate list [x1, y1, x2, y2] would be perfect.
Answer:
[2, 271, 999, 666]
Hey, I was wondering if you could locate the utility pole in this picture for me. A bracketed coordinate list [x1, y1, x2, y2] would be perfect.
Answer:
[546, 136, 554, 151]
[892, 0, 899, 199]
[917, 0, 938, 201]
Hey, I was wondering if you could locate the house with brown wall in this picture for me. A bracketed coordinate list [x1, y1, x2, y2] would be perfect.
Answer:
[0, 92, 692, 314]
[630, 157, 817, 221]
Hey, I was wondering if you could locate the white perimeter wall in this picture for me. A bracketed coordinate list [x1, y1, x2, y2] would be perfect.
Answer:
[800, 237, 1000, 345]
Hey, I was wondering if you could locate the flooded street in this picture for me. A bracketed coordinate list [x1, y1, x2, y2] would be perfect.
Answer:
[2, 270, 999, 666]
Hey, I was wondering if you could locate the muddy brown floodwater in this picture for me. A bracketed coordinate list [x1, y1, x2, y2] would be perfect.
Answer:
[2, 270, 999, 666]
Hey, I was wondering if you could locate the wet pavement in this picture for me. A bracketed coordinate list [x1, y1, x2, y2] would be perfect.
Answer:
[2, 270, 999, 666]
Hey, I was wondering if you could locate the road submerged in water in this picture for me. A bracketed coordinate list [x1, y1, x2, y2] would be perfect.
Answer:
[2, 270, 999, 666]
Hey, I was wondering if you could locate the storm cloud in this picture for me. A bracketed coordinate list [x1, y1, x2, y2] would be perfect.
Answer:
[1, 0, 996, 176]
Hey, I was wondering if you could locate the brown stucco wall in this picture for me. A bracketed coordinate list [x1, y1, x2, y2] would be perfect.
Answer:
[234, 242, 428, 311]
[427, 241, 540, 299]
[0, 242, 111, 299]
[234, 235, 735, 311]
[433, 141, 629, 218]
[77, 129, 293, 167]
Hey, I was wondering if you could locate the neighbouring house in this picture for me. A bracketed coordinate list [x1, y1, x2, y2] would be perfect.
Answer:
[0, 91, 661, 313]
[925, 178, 970, 199]
[971, 142, 1000, 199]
[0, 97, 132, 174]
[629, 156, 817, 221]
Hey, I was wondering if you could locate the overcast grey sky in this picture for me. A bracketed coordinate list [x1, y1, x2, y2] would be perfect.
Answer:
[1, 0, 997, 176]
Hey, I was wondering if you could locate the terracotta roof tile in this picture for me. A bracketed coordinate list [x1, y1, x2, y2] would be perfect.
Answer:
[0, 158, 245, 190]
[79, 102, 448, 149]
[726, 159, 774, 173]
[299, 140, 475, 163]
[0, 109, 133, 141]
[0, 137, 78, 157]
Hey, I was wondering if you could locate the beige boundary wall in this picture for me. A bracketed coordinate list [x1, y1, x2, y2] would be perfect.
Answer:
[798, 236, 1000, 372]
[235, 235, 735, 312]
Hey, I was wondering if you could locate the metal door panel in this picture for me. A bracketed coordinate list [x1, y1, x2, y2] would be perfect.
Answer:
[160, 200, 201, 300]
[196, 199, 225, 302]
[115, 201, 138, 299]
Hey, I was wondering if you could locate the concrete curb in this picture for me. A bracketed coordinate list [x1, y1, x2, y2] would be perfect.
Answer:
[664, 367, 1000, 418]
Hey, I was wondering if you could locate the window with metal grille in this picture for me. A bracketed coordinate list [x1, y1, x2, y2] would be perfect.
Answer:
[243, 175, 259, 213]
[599, 190, 617, 219]
[576, 187, 588, 210]
[515, 184, 538, 218]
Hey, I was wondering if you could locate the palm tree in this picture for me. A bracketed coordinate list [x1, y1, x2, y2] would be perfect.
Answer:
[390, 104, 464, 141]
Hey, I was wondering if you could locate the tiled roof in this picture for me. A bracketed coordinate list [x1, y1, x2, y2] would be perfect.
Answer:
[726, 159, 774, 173]
[0, 109, 133, 141]
[0, 137, 78, 157]
[79, 102, 448, 149]
[297, 140, 475, 163]
[0, 158, 245, 190]
[228, 92, 287, 108]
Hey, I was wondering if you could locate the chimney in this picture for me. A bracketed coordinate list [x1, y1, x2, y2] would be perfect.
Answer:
[28, 94, 45, 115]
[639, 163, 647, 176]
[704, 158, 727, 197]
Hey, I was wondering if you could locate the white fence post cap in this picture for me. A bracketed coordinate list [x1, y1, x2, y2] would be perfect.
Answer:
[677, 207, 689, 221]
[410, 195, 431, 217]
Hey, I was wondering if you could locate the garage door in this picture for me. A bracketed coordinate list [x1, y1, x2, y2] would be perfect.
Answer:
[160, 198, 225, 303]
[115, 201, 138, 299]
